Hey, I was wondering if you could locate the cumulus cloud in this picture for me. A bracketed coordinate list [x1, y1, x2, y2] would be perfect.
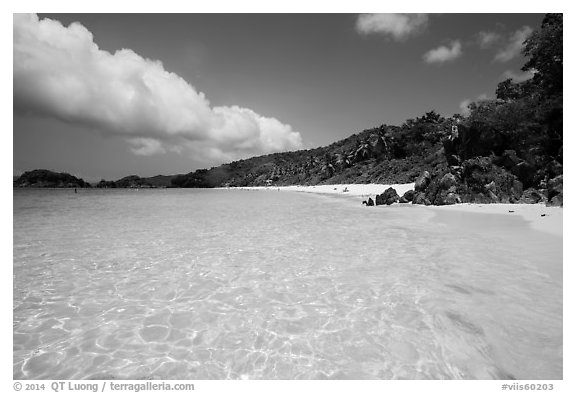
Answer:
[126, 138, 167, 156]
[355, 14, 429, 40]
[494, 26, 533, 62]
[501, 69, 535, 83]
[477, 31, 501, 48]
[13, 14, 303, 162]
[423, 41, 462, 64]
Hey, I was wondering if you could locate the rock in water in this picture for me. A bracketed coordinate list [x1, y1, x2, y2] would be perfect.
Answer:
[367, 197, 374, 206]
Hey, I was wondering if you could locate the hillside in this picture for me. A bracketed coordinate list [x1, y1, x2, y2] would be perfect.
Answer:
[96, 174, 176, 188]
[171, 114, 449, 188]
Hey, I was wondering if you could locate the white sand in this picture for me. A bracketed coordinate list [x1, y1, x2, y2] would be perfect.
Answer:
[227, 183, 562, 237]
[431, 203, 563, 237]
[232, 183, 415, 198]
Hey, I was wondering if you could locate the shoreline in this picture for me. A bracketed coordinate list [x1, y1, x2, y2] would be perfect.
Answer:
[223, 183, 562, 237]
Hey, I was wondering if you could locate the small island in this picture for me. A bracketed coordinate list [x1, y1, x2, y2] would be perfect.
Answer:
[13, 169, 91, 188]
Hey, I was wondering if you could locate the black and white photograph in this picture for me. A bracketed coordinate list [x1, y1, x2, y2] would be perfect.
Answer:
[9, 3, 569, 391]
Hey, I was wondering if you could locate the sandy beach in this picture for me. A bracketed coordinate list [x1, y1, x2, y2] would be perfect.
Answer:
[227, 183, 563, 237]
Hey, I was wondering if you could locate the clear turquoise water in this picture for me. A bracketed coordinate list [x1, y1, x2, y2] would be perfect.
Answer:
[13, 188, 562, 379]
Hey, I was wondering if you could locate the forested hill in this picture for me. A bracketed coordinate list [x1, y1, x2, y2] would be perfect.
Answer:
[171, 14, 563, 206]
[171, 114, 451, 188]
[14, 169, 91, 188]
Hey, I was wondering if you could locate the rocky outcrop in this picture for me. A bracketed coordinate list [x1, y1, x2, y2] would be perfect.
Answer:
[375, 187, 400, 206]
[414, 170, 462, 205]
[410, 153, 551, 206]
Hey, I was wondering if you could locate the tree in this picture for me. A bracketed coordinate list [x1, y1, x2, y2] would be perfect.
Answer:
[522, 13, 563, 98]
[496, 78, 529, 101]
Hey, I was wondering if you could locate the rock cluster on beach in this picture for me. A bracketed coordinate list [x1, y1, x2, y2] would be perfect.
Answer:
[375, 187, 400, 205]
[363, 161, 562, 207]
[411, 151, 562, 206]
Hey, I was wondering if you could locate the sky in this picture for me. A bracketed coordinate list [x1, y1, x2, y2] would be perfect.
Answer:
[13, 13, 546, 181]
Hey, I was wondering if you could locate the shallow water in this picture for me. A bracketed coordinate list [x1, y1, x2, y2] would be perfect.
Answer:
[13, 188, 562, 379]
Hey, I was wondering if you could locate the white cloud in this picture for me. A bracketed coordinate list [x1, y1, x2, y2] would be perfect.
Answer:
[477, 31, 501, 48]
[501, 69, 535, 83]
[459, 94, 490, 115]
[423, 41, 462, 64]
[494, 26, 533, 62]
[356, 14, 429, 40]
[127, 138, 167, 156]
[13, 14, 303, 162]
[459, 99, 473, 116]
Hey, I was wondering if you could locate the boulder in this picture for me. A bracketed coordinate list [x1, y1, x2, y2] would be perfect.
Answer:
[511, 161, 537, 188]
[439, 173, 457, 190]
[518, 188, 544, 204]
[442, 192, 462, 205]
[367, 197, 374, 206]
[487, 190, 499, 202]
[412, 192, 431, 205]
[414, 171, 431, 192]
[546, 160, 563, 179]
[512, 180, 523, 199]
[400, 189, 415, 203]
[547, 175, 563, 198]
[546, 175, 563, 207]
[457, 157, 526, 203]
[547, 194, 563, 207]
[498, 150, 521, 169]
[376, 187, 400, 206]
[484, 181, 496, 193]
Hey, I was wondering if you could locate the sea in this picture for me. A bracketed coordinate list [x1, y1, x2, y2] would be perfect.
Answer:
[12, 188, 563, 380]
